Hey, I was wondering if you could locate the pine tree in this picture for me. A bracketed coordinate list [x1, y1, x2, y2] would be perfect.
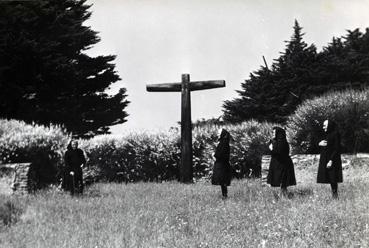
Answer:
[0, 0, 129, 138]
[314, 28, 369, 94]
[223, 67, 277, 122]
[223, 20, 317, 123]
[271, 20, 317, 120]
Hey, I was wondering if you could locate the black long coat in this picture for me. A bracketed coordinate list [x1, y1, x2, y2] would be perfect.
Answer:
[317, 130, 343, 184]
[63, 148, 86, 192]
[267, 139, 296, 187]
[211, 140, 231, 186]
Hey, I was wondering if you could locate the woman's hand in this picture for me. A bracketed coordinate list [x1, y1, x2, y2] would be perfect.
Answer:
[326, 160, 332, 169]
[269, 143, 273, 151]
[319, 140, 327, 147]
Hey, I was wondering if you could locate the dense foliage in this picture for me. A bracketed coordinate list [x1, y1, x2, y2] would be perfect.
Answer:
[0, 119, 69, 165]
[0, 119, 70, 188]
[1, 86, 368, 186]
[223, 20, 369, 124]
[3, 89, 368, 186]
[0, 0, 129, 138]
[81, 120, 274, 182]
[287, 89, 369, 154]
[0, 118, 273, 184]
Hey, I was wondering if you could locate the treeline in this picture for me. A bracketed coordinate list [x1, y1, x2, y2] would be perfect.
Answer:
[223, 20, 369, 123]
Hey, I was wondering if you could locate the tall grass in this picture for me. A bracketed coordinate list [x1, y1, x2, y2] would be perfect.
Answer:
[1, 166, 368, 248]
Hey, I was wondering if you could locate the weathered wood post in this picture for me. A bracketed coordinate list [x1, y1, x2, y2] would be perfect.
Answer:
[180, 74, 192, 182]
[146, 74, 225, 183]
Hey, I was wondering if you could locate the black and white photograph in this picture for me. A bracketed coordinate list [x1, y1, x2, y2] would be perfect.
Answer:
[1, 0, 369, 247]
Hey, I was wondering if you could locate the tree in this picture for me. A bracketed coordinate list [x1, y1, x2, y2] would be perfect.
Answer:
[315, 28, 369, 93]
[224, 20, 369, 125]
[223, 66, 278, 122]
[270, 20, 317, 120]
[0, 0, 129, 138]
[223, 20, 317, 123]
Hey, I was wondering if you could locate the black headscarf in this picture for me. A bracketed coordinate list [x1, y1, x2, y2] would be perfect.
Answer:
[273, 127, 287, 141]
[218, 129, 231, 142]
[326, 119, 337, 134]
[67, 140, 77, 151]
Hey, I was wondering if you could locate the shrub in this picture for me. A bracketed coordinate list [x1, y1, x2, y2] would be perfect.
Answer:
[0, 119, 70, 164]
[191, 121, 273, 179]
[0, 119, 70, 187]
[81, 131, 181, 183]
[287, 89, 369, 154]
[81, 120, 274, 182]
[0, 119, 275, 184]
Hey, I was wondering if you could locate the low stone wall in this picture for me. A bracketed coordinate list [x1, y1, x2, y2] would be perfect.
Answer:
[261, 153, 369, 184]
[0, 163, 31, 195]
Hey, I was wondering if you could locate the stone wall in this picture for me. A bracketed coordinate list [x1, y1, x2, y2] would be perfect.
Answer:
[0, 163, 31, 195]
[261, 153, 369, 184]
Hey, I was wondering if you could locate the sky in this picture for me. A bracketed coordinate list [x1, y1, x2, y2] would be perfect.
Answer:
[85, 0, 369, 135]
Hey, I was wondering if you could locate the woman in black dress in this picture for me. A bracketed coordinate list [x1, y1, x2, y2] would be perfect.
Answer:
[267, 127, 296, 196]
[64, 140, 86, 195]
[211, 129, 232, 199]
[317, 119, 343, 198]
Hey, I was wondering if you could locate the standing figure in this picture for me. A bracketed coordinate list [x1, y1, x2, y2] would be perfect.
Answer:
[211, 129, 232, 199]
[64, 140, 86, 195]
[317, 119, 343, 198]
[267, 127, 296, 196]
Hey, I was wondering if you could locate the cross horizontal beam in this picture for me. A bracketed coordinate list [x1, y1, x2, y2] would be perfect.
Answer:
[146, 83, 181, 92]
[146, 80, 225, 92]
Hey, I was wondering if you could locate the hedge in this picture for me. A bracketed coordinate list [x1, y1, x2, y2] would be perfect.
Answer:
[287, 89, 369, 154]
[81, 120, 275, 182]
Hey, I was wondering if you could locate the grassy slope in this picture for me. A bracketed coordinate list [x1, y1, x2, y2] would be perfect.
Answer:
[1, 166, 369, 248]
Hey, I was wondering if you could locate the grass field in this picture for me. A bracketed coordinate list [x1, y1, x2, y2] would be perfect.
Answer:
[1, 165, 369, 248]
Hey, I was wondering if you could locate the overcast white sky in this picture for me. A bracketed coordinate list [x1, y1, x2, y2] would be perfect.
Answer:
[85, 0, 369, 135]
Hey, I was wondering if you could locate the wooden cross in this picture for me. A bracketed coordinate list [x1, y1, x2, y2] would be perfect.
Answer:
[147, 74, 225, 183]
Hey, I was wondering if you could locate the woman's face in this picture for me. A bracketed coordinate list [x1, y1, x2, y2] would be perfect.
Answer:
[273, 129, 276, 138]
[323, 120, 329, 132]
[71, 141, 78, 149]
[218, 129, 223, 138]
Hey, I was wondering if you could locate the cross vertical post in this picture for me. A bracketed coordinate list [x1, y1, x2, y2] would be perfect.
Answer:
[180, 74, 193, 183]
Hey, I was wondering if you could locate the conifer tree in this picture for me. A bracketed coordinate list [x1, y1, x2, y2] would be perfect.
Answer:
[224, 20, 317, 123]
[317, 28, 369, 92]
[271, 20, 317, 120]
[0, 0, 129, 138]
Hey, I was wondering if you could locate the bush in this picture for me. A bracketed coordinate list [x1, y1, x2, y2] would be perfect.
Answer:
[287, 89, 369, 154]
[0, 119, 70, 187]
[81, 131, 181, 183]
[193, 121, 274, 178]
[0, 119, 275, 184]
[81, 120, 274, 182]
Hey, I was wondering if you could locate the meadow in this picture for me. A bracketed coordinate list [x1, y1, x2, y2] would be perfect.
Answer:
[1, 165, 369, 248]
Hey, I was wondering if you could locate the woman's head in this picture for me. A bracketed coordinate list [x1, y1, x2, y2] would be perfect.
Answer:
[323, 119, 337, 133]
[68, 140, 78, 150]
[273, 127, 286, 140]
[218, 128, 231, 142]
